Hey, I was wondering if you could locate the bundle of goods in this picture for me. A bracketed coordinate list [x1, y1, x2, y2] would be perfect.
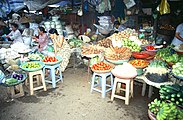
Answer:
[155, 46, 175, 60]
[129, 59, 149, 69]
[91, 62, 112, 73]
[97, 38, 112, 48]
[11, 43, 31, 53]
[121, 38, 141, 52]
[145, 60, 169, 83]
[172, 62, 183, 79]
[160, 24, 175, 30]
[111, 63, 137, 79]
[0, 48, 20, 60]
[148, 99, 183, 120]
[81, 45, 105, 56]
[98, 16, 112, 29]
[159, 84, 183, 106]
[28, 53, 44, 61]
[105, 47, 131, 60]
[68, 38, 83, 48]
[138, 39, 149, 46]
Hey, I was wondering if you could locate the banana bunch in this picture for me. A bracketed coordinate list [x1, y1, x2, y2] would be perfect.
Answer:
[148, 99, 183, 120]
[148, 99, 161, 115]
[157, 102, 177, 120]
[160, 84, 183, 106]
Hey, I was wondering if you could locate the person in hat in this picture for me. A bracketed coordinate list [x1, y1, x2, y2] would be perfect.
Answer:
[5, 23, 23, 44]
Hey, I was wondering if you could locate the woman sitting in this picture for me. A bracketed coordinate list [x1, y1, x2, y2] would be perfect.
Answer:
[32, 27, 48, 52]
[22, 22, 34, 46]
[5, 23, 23, 44]
[49, 28, 71, 72]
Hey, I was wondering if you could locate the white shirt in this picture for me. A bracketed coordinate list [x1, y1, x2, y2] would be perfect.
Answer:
[171, 23, 183, 46]
[8, 29, 23, 44]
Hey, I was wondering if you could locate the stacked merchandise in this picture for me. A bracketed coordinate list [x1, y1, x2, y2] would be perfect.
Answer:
[43, 16, 63, 35]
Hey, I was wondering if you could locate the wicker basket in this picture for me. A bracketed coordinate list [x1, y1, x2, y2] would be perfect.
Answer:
[148, 110, 156, 120]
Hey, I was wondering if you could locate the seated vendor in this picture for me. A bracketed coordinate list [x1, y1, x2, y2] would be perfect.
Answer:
[171, 22, 183, 46]
[5, 23, 23, 44]
[22, 22, 34, 46]
[32, 27, 48, 52]
[49, 28, 71, 72]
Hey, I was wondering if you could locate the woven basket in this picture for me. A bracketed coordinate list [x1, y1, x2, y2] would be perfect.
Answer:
[91, 68, 112, 73]
[148, 110, 156, 120]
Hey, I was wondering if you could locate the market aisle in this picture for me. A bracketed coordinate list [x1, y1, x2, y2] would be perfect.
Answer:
[0, 65, 153, 120]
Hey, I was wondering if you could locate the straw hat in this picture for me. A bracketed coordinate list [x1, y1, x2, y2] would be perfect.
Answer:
[19, 16, 32, 23]
[0, 20, 7, 26]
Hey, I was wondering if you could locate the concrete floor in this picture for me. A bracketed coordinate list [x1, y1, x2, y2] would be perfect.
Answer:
[0, 63, 158, 120]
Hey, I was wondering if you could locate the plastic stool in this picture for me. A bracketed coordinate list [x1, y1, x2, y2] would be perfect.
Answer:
[111, 77, 133, 105]
[27, 70, 47, 95]
[91, 72, 113, 98]
[43, 63, 63, 88]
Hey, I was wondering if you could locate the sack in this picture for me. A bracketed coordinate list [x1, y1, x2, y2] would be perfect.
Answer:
[159, 0, 170, 15]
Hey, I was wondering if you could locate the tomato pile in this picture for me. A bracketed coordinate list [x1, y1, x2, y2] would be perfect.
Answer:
[42, 56, 58, 62]
[92, 62, 111, 71]
[146, 46, 155, 51]
[129, 59, 149, 68]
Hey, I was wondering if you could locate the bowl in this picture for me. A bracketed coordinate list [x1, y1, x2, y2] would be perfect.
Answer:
[145, 46, 157, 52]
[42, 56, 62, 65]
[132, 52, 150, 59]
[20, 61, 45, 72]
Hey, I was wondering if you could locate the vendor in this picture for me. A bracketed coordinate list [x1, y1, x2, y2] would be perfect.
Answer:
[171, 22, 183, 46]
[5, 23, 23, 44]
[0, 20, 10, 36]
[22, 22, 34, 46]
[32, 27, 48, 52]
[49, 28, 71, 72]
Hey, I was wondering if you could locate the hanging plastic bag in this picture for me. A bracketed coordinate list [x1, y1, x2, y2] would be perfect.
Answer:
[159, 0, 170, 15]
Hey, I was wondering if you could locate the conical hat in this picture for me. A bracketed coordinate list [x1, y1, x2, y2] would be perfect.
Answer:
[19, 16, 32, 23]
[0, 20, 7, 26]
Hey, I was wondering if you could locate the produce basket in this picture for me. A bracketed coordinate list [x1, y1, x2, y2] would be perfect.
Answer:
[28, 53, 44, 61]
[1, 73, 27, 87]
[20, 61, 45, 72]
[105, 57, 129, 65]
[91, 68, 113, 73]
[148, 109, 156, 120]
[128, 59, 149, 69]
[42, 56, 62, 65]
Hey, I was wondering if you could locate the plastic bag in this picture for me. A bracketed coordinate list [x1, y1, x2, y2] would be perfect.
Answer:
[159, 0, 170, 15]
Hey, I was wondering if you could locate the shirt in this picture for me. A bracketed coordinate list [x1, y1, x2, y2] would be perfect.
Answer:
[37, 33, 48, 51]
[171, 23, 183, 46]
[8, 29, 23, 43]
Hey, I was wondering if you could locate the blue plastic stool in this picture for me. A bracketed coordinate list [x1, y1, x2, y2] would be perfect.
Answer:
[43, 63, 63, 88]
[91, 72, 113, 98]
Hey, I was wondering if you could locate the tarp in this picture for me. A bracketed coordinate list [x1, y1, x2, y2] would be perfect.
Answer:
[0, 0, 25, 17]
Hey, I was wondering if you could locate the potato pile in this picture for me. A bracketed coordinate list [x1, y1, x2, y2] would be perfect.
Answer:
[97, 38, 112, 48]
[105, 47, 131, 60]
[82, 45, 105, 55]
